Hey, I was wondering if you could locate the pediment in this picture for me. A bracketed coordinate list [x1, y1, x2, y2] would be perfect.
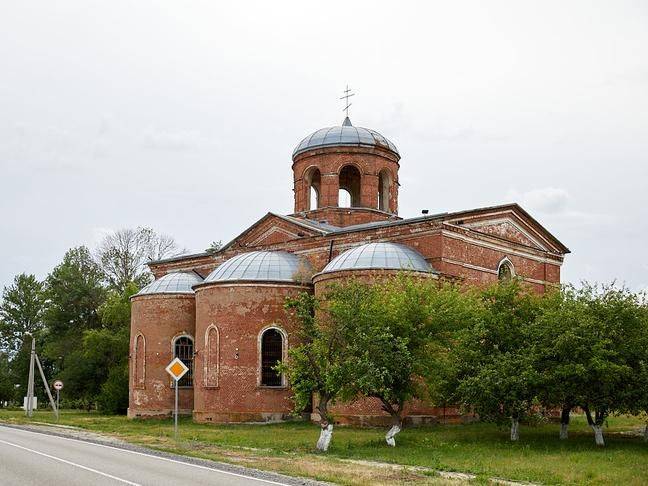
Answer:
[220, 213, 325, 251]
[444, 205, 569, 254]
[464, 218, 547, 250]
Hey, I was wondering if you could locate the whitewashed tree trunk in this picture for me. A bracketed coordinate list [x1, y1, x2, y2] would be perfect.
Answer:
[385, 424, 401, 447]
[316, 424, 333, 451]
[643, 424, 647, 442]
[510, 418, 520, 441]
[590, 425, 605, 447]
[560, 423, 569, 440]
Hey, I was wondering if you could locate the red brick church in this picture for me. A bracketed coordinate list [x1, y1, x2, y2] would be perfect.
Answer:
[128, 115, 569, 424]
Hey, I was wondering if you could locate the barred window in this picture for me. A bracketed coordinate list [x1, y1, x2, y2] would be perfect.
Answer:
[260, 329, 283, 386]
[174, 336, 194, 387]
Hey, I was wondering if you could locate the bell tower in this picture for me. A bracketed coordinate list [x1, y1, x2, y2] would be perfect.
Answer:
[291, 117, 401, 227]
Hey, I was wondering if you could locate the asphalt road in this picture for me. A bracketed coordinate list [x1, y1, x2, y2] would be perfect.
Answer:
[0, 425, 293, 486]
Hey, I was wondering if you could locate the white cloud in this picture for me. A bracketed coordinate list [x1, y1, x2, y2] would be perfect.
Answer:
[90, 227, 113, 247]
[507, 187, 570, 214]
[142, 128, 204, 151]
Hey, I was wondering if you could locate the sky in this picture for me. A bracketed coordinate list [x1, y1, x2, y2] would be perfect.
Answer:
[1, 1, 647, 292]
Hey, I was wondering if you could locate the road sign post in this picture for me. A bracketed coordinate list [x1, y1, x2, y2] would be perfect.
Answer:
[53, 380, 63, 422]
[165, 358, 189, 440]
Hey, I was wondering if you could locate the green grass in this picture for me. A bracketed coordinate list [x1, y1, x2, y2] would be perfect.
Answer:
[1, 410, 646, 485]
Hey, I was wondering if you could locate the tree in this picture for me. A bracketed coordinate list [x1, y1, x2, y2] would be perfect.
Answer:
[41, 247, 107, 403]
[327, 276, 472, 446]
[280, 292, 354, 451]
[534, 284, 645, 446]
[0, 352, 14, 406]
[205, 240, 223, 254]
[44, 246, 106, 336]
[98, 281, 139, 331]
[532, 286, 584, 440]
[0, 274, 46, 358]
[93, 282, 138, 413]
[95, 227, 181, 292]
[447, 280, 542, 441]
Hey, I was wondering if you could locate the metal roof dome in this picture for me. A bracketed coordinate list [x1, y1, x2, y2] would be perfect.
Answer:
[205, 251, 313, 283]
[293, 117, 399, 158]
[320, 242, 433, 274]
[136, 271, 203, 296]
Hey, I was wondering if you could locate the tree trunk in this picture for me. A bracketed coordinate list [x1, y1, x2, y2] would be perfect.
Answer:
[510, 417, 520, 441]
[584, 406, 606, 447]
[315, 397, 333, 452]
[643, 423, 648, 442]
[380, 399, 403, 447]
[385, 423, 401, 447]
[590, 425, 605, 447]
[559, 406, 570, 440]
[316, 423, 333, 451]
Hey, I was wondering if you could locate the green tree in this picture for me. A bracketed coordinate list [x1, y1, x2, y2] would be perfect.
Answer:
[93, 282, 137, 413]
[328, 276, 472, 446]
[42, 247, 107, 405]
[0, 352, 14, 406]
[280, 292, 354, 451]
[0, 274, 46, 358]
[532, 286, 584, 440]
[98, 281, 139, 330]
[447, 280, 542, 441]
[534, 284, 645, 446]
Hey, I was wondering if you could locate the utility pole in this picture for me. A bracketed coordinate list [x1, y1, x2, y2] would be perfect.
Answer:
[25, 332, 35, 417]
[23, 332, 58, 419]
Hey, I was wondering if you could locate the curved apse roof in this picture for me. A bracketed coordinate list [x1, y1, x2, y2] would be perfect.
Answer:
[293, 118, 399, 158]
[320, 242, 433, 274]
[205, 251, 312, 283]
[136, 271, 203, 296]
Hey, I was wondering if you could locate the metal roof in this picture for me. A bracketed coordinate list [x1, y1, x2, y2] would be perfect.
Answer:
[135, 271, 203, 296]
[293, 118, 399, 158]
[204, 250, 312, 283]
[320, 242, 434, 274]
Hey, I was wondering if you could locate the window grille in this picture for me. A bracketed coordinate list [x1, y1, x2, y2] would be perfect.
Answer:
[174, 336, 193, 387]
[261, 329, 283, 386]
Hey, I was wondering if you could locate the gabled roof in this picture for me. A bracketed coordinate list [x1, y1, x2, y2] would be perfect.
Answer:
[148, 203, 569, 268]
[218, 212, 327, 253]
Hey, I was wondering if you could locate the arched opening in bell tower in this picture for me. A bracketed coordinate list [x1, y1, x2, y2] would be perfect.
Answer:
[338, 165, 361, 208]
[304, 167, 321, 210]
[378, 169, 392, 212]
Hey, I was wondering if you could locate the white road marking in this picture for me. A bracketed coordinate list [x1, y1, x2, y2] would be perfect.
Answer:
[0, 437, 141, 486]
[0, 425, 291, 486]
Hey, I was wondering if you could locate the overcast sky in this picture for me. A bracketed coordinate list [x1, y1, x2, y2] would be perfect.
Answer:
[1, 1, 647, 292]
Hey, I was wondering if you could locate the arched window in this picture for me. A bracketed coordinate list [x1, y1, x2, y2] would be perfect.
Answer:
[204, 326, 219, 388]
[338, 165, 361, 207]
[378, 169, 391, 212]
[304, 167, 321, 210]
[134, 333, 145, 388]
[173, 336, 194, 387]
[498, 258, 515, 281]
[260, 328, 284, 386]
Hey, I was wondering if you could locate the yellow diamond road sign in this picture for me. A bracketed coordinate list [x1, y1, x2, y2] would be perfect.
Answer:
[165, 357, 189, 381]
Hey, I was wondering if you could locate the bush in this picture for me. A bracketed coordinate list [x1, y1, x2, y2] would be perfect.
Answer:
[96, 363, 128, 414]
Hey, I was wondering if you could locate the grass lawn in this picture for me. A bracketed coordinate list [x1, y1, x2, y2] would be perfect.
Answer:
[1, 410, 646, 485]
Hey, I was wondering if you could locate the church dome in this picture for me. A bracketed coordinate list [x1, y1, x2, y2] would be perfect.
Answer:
[293, 117, 399, 158]
[136, 271, 203, 296]
[205, 251, 313, 283]
[320, 242, 433, 274]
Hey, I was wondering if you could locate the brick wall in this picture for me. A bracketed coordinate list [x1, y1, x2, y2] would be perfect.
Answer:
[193, 281, 311, 423]
[128, 294, 196, 417]
[292, 146, 400, 217]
